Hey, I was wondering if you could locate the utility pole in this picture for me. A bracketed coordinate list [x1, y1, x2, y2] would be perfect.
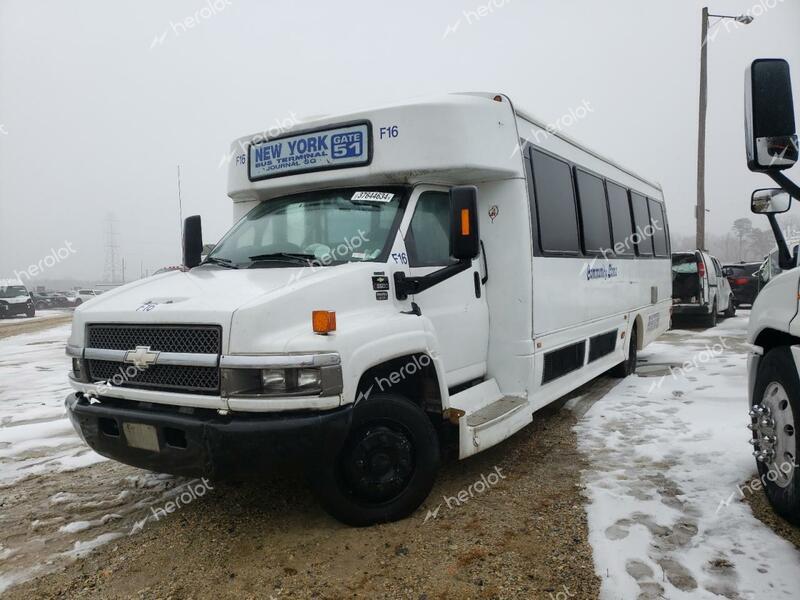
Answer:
[696, 6, 709, 251]
[177, 165, 184, 247]
[695, 8, 754, 251]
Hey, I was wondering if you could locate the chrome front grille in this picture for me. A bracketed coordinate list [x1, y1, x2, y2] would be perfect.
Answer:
[87, 324, 221, 354]
[85, 324, 222, 395]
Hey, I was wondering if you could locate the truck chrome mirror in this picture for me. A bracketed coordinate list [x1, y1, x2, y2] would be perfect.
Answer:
[751, 188, 791, 214]
[745, 59, 798, 172]
[183, 215, 204, 269]
[449, 186, 480, 261]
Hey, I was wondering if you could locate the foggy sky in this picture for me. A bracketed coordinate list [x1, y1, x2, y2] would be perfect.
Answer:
[1, 0, 799, 282]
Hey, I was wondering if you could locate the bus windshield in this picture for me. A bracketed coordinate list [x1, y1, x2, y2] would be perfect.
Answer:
[205, 188, 406, 268]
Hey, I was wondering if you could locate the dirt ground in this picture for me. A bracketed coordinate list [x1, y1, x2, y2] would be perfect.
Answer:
[4, 396, 601, 600]
[0, 313, 72, 340]
[743, 478, 800, 551]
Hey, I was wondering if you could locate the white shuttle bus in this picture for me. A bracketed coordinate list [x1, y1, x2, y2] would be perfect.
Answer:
[65, 93, 671, 525]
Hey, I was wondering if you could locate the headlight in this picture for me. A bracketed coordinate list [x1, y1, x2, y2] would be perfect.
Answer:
[222, 365, 340, 397]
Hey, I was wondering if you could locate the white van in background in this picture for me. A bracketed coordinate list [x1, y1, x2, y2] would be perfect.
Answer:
[743, 59, 800, 524]
[64, 92, 671, 525]
[0, 279, 35, 318]
[671, 250, 735, 326]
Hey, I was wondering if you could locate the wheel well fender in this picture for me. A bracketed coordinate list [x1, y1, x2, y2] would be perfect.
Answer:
[355, 353, 443, 413]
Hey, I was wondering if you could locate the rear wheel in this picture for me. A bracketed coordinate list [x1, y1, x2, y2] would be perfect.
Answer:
[704, 301, 718, 327]
[751, 347, 800, 524]
[610, 324, 637, 378]
[309, 393, 440, 526]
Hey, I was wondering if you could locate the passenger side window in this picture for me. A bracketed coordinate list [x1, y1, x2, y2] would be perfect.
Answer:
[575, 169, 611, 254]
[606, 182, 635, 256]
[406, 191, 453, 267]
[630, 192, 653, 256]
[531, 150, 581, 254]
[648, 199, 669, 257]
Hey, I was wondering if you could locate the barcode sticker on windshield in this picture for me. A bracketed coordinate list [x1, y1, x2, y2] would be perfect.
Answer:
[352, 191, 394, 202]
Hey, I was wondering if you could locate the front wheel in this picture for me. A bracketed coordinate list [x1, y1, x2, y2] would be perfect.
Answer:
[25, 307, 35, 318]
[308, 393, 440, 526]
[751, 347, 800, 524]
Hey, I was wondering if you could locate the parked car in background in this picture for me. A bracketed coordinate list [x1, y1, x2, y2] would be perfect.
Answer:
[30, 291, 55, 310]
[671, 250, 735, 326]
[722, 262, 761, 307]
[0, 279, 35, 318]
[74, 289, 103, 305]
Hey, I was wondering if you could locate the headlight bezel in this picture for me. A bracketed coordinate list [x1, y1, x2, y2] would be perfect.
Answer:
[221, 363, 342, 398]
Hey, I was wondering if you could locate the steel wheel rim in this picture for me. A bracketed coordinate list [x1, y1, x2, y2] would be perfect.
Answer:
[756, 382, 796, 488]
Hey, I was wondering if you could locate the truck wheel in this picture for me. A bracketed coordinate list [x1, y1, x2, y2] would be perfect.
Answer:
[724, 296, 736, 318]
[26, 307, 35, 318]
[705, 301, 717, 327]
[610, 324, 637, 378]
[751, 347, 800, 525]
[309, 393, 440, 526]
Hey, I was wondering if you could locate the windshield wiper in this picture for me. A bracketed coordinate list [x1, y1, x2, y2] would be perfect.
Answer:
[202, 256, 239, 269]
[248, 252, 316, 265]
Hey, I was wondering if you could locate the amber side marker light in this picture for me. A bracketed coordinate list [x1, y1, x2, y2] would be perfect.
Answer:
[312, 310, 336, 334]
[461, 208, 471, 236]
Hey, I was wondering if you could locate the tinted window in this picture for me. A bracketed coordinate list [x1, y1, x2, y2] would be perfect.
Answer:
[531, 151, 580, 253]
[406, 191, 453, 267]
[575, 170, 611, 253]
[648, 199, 669, 257]
[630, 192, 653, 256]
[606, 182, 634, 255]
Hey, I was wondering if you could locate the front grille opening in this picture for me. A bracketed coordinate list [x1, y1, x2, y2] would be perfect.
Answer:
[164, 427, 187, 449]
[87, 360, 220, 395]
[87, 324, 221, 354]
[99, 417, 120, 437]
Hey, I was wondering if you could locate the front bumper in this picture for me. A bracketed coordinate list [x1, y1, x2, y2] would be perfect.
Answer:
[0, 302, 32, 316]
[65, 392, 352, 479]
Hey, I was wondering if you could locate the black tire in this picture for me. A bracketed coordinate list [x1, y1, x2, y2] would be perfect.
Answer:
[752, 347, 800, 524]
[724, 296, 736, 318]
[26, 307, 35, 318]
[308, 393, 440, 526]
[704, 301, 717, 327]
[610, 324, 638, 378]
[74, 299, 82, 306]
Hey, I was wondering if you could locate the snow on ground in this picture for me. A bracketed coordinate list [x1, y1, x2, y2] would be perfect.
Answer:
[0, 323, 194, 594]
[577, 312, 800, 599]
[0, 323, 104, 484]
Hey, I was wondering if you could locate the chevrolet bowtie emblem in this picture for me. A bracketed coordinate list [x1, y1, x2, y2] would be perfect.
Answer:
[124, 346, 160, 369]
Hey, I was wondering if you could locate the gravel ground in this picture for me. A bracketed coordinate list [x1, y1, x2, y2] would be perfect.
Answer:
[0, 312, 72, 340]
[743, 477, 800, 551]
[3, 398, 600, 600]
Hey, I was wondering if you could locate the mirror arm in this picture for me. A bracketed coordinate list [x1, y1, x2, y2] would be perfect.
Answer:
[766, 212, 794, 270]
[394, 260, 472, 301]
[769, 172, 800, 202]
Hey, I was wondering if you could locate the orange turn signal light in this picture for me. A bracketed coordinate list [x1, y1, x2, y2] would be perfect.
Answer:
[312, 310, 336, 334]
[461, 208, 471, 236]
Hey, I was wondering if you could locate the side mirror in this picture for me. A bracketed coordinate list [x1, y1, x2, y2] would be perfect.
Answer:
[752, 188, 792, 214]
[183, 215, 203, 269]
[745, 59, 798, 172]
[450, 186, 480, 261]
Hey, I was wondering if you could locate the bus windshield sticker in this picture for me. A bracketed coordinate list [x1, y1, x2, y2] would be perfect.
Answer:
[351, 191, 394, 202]
[249, 122, 370, 180]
